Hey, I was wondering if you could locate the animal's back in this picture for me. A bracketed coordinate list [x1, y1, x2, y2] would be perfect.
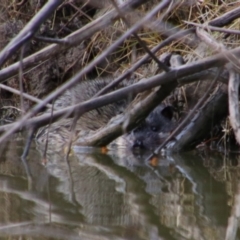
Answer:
[36, 78, 129, 146]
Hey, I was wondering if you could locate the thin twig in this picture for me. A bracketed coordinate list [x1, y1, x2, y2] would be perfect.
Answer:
[1, 106, 22, 112]
[228, 70, 240, 144]
[185, 21, 240, 35]
[0, 0, 64, 67]
[34, 36, 68, 44]
[19, 46, 25, 114]
[209, 6, 240, 27]
[0, 84, 52, 108]
[110, 0, 170, 72]
[21, 128, 34, 190]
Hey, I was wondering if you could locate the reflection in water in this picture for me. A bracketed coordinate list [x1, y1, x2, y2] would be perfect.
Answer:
[0, 139, 239, 239]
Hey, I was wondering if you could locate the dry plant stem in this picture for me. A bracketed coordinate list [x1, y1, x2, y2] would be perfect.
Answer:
[34, 36, 67, 44]
[225, 182, 240, 240]
[197, 28, 240, 74]
[0, 0, 64, 67]
[209, 6, 240, 27]
[149, 70, 220, 158]
[185, 21, 240, 35]
[1, 106, 22, 113]
[0, 0, 173, 143]
[110, 0, 170, 72]
[95, 28, 194, 97]
[21, 137, 34, 190]
[68, 2, 93, 22]
[43, 105, 55, 160]
[65, 114, 79, 158]
[21, 128, 34, 161]
[228, 70, 240, 145]
[0, 0, 149, 82]
[148, 19, 195, 49]
[196, 28, 226, 53]
[21, 128, 34, 190]
[0, 46, 237, 136]
[19, 46, 25, 114]
[178, 67, 228, 85]
[0, 84, 52, 108]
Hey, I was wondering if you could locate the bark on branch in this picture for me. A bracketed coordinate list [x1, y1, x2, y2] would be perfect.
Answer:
[0, 0, 64, 67]
[228, 70, 240, 145]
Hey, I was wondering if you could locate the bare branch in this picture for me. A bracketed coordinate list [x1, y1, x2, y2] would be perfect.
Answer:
[110, 0, 170, 72]
[0, 84, 52, 108]
[185, 21, 240, 35]
[0, 0, 64, 67]
[228, 70, 240, 145]
[209, 6, 240, 27]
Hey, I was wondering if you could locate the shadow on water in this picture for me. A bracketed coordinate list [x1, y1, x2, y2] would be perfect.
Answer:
[0, 138, 239, 239]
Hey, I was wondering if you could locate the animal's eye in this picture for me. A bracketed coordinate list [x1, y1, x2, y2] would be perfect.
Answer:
[134, 124, 143, 133]
[151, 126, 158, 132]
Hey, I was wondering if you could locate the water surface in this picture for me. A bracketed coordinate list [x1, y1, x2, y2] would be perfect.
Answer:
[0, 138, 239, 240]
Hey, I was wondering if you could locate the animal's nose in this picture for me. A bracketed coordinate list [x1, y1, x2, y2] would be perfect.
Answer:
[132, 139, 145, 149]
